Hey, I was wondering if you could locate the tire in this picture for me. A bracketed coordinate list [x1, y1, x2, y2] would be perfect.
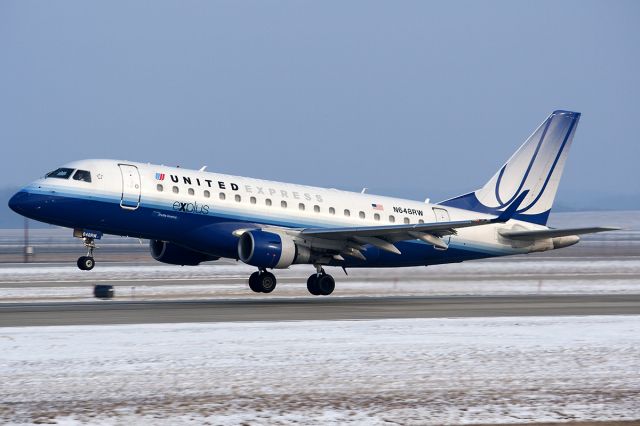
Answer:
[248, 271, 262, 293]
[259, 272, 277, 293]
[77, 256, 94, 271]
[307, 274, 321, 295]
[77, 256, 87, 270]
[317, 274, 335, 296]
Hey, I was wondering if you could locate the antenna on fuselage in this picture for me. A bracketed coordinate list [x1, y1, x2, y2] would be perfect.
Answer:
[199, 166, 207, 172]
[361, 188, 367, 194]
[424, 198, 430, 203]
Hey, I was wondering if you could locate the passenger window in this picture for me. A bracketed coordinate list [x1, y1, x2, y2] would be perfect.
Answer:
[266, 198, 272, 206]
[46, 168, 74, 179]
[204, 190, 210, 198]
[299, 203, 305, 211]
[172, 186, 179, 194]
[235, 194, 241, 202]
[359, 211, 365, 219]
[281, 200, 287, 208]
[374, 213, 380, 221]
[389, 215, 395, 223]
[404, 217, 410, 224]
[219, 192, 226, 200]
[418, 219, 424, 224]
[156, 184, 164, 192]
[250, 196, 257, 204]
[72, 170, 92, 183]
[314, 205, 320, 213]
[329, 207, 335, 215]
[188, 188, 195, 196]
[344, 209, 351, 217]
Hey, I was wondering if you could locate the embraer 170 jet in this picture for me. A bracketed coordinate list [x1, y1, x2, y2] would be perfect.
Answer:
[9, 110, 617, 296]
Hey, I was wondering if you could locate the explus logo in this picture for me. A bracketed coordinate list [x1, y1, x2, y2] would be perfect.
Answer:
[172, 201, 210, 215]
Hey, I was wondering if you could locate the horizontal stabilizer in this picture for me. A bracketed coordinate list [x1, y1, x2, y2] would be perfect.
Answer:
[499, 226, 620, 240]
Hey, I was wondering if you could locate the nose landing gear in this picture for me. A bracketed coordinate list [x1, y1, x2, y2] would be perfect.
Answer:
[77, 237, 96, 271]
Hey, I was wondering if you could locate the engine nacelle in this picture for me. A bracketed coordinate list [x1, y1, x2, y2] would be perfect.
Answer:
[150, 240, 218, 266]
[238, 229, 310, 269]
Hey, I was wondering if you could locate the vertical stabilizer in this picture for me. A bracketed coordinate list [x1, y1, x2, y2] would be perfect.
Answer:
[439, 110, 581, 225]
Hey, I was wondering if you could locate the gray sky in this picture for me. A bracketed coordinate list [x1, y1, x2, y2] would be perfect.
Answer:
[1, 0, 639, 210]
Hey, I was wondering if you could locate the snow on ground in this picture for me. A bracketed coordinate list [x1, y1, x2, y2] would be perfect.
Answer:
[3, 258, 640, 284]
[1, 278, 640, 303]
[1, 316, 639, 425]
[1, 258, 639, 302]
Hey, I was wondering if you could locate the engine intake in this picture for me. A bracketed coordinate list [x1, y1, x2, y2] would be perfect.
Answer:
[238, 229, 310, 269]
[150, 240, 218, 265]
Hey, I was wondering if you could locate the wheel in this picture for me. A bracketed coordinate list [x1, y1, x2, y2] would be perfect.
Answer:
[307, 274, 321, 295]
[77, 256, 95, 271]
[317, 274, 335, 296]
[248, 271, 262, 293]
[259, 271, 277, 293]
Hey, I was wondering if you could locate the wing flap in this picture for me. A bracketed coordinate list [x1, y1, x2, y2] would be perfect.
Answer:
[499, 226, 620, 240]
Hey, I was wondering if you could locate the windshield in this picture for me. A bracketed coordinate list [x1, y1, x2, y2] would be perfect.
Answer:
[45, 168, 74, 179]
[72, 170, 92, 183]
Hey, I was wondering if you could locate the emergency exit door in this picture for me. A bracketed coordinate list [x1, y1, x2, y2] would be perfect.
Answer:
[432, 207, 451, 246]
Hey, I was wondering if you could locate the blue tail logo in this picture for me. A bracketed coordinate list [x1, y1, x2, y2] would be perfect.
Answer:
[440, 110, 581, 225]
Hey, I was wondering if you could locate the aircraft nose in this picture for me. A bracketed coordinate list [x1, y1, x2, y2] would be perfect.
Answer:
[8, 191, 29, 215]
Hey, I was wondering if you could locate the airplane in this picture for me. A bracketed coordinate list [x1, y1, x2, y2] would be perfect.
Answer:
[8, 110, 618, 296]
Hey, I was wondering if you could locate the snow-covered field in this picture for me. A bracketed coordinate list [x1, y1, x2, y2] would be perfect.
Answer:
[1, 257, 639, 302]
[1, 316, 639, 425]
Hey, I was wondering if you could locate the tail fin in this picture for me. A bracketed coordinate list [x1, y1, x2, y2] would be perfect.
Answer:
[439, 110, 581, 225]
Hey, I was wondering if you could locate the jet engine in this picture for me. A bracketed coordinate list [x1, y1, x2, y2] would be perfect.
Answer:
[150, 240, 218, 266]
[237, 229, 310, 269]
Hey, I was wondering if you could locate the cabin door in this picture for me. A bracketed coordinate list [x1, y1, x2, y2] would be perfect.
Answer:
[119, 164, 141, 210]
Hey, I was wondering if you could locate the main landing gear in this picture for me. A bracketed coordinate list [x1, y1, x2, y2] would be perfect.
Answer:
[77, 237, 96, 271]
[247, 266, 335, 296]
[248, 270, 277, 293]
[307, 266, 335, 296]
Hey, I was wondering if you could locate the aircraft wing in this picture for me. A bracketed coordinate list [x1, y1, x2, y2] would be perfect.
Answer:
[300, 218, 492, 252]
[499, 226, 620, 240]
[302, 218, 494, 239]
[299, 192, 531, 253]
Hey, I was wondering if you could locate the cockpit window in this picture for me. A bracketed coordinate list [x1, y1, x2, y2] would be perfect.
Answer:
[73, 170, 92, 183]
[45, 168, 74, 179]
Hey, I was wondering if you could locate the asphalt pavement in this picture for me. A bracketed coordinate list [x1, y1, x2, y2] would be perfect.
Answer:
[1, 294, 639, 327]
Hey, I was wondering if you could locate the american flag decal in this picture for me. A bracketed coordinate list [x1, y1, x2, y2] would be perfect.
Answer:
[155, 173, 165, 181]
[371, 203, 384, 211]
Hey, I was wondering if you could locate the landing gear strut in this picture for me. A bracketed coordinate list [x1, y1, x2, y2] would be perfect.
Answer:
[307, 265, 335, 296]
[77, 237, 96, 271]
[248, 270, 277, 293]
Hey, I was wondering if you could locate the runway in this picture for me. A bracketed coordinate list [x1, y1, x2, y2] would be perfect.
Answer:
[1, 294, 639, 327]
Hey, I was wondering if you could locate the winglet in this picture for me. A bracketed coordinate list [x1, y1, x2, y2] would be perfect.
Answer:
[493, 190, 529, 223]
